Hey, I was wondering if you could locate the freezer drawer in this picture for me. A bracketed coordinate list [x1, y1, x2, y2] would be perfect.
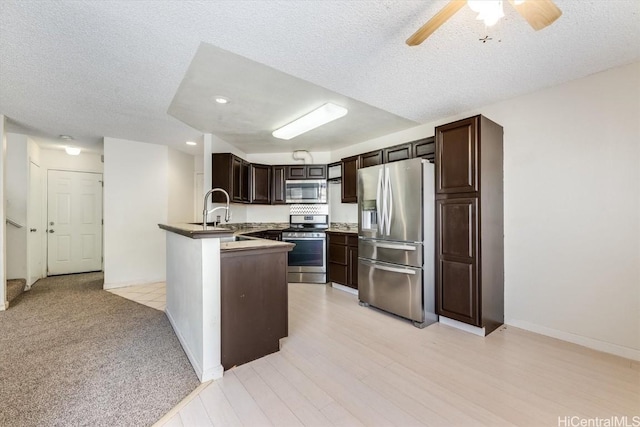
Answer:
[358, 258, 424, 323]
[358, 238, 422, 268]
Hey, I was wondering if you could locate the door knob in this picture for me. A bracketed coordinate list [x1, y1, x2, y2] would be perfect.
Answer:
[48, 229, 55, 233]
[30, 228, 37, 232]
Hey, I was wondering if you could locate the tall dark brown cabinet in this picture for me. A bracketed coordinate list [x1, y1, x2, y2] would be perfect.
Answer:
[435, 115, 504, 335]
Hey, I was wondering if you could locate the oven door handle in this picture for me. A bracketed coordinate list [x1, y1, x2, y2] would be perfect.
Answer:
[282, 237, 326, 241]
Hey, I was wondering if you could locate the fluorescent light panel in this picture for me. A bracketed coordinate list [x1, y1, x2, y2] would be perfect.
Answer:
[272, 103, 348, 140]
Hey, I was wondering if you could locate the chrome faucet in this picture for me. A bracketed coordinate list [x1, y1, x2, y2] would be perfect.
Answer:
[202, 188, 231, 227]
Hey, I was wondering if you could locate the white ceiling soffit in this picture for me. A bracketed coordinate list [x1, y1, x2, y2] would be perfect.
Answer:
[168, 43, 418, 154]
[0, 1, 639, 155]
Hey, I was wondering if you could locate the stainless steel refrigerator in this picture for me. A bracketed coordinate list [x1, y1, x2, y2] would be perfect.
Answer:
[357, 157, 437, 328]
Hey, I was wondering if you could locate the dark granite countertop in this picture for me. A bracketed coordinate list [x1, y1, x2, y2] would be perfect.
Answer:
[158, 223, 294, 252]
[326, 228, 358, 234]
[158, 223, 235, 239]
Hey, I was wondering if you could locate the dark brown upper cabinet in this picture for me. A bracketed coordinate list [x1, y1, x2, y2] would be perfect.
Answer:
[359, 150, 383, 168]
[413, 136, 435, 162]
[212, 153, 249, 203]
[250, 163, 271, 204]
[286, 165, 306, 179]
[434, 114, 504, 336]
[271, 165, 286, 205]
[285, 164, 327, 180]
[435, 116, 478, 194]
[384, 143, 413, 163]
[307, 164, 327, 179]
[341, 155, 359, 203]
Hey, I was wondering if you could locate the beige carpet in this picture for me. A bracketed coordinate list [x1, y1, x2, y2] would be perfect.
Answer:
[0, 272, 199, 427]
[6, 278, 26, 305]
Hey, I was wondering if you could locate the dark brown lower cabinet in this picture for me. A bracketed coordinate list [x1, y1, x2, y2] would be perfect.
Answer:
[327, 231, 358, 289]
[220, 246, 290, 370]
[436, 197, 478, 326]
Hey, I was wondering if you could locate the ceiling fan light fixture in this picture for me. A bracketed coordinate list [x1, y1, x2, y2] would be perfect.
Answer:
[468, 0, 504, 27]
[272, 103, 348, 140]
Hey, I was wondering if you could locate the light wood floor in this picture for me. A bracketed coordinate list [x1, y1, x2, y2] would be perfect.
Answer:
[158, 283, 640, 427]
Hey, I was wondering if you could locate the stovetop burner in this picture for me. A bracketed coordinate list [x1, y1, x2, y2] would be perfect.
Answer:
[287, 213, 328, 233]
[282, 226, 328, 233]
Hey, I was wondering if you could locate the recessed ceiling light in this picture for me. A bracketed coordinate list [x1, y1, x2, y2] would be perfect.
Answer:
[60, 135, 74, 140]
[65, 146, 81, 156]
[214, 96, 229, 104]
[186, 141, 197, 146]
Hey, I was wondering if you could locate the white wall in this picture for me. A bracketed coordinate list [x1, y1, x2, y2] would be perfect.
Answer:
[39, 148, 103, 173]
[26, 140, 43, 285]
[246, 151, 331, 165]
[0, 115, 7, 309]
[168, 148, 195, 223]
[328, 182, 357, 223]
[103, 137, 169, 288]
[487, 61, 639, 359]
[5, 134, 28, 280]
[331, 61, 640, 359]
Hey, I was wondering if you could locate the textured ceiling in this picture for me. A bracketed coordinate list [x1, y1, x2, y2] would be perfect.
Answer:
[1, 1, 639, 155]
[167, 43, 418, 153]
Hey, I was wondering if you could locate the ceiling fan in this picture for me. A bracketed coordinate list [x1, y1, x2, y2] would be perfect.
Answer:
[406, 0, 562, 46]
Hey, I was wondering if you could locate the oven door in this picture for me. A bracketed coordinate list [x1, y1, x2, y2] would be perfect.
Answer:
[282, 235, 327, 283]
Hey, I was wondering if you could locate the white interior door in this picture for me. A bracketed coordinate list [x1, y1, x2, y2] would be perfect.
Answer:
[47, 170, 103, 275]
[28, 161, 42, 286]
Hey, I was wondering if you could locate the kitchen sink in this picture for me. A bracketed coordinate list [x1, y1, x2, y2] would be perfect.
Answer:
[187, 222, 227, 227]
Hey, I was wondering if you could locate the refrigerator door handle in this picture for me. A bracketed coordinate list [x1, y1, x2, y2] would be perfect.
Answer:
[360, 258, 417, 275]
[372, 242, 417, 251]
[385, 167, 393, 235]
[376, 168, 384, 234]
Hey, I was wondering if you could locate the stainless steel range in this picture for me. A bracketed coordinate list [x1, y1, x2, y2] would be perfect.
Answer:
[282, 207, 328, 284]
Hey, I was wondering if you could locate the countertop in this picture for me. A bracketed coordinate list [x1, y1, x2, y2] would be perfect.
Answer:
[325, 228, 358, 234]
[158, 223, 235, 239]
[158, 223, 294, 252]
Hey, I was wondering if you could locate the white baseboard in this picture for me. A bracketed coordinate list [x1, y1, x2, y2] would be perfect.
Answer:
[0, 301, 6, 311]
[103, 279, 165, 290]
[201, 364, 224, 382]
[439, 316, 487, 337]
[507, 319, 640, 362]
[166, 308, 224, 382]
[330, 282, 358, 296]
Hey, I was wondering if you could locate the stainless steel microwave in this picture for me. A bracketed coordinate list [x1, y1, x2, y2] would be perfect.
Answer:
[285, 179, 327, 204]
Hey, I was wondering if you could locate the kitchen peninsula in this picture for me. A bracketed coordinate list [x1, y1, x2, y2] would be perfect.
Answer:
[158, 223, 294, 382]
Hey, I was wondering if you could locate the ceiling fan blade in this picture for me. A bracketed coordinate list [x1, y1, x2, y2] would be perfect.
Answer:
[406, 0, 466, 46]
[508, 0, 562, 31]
